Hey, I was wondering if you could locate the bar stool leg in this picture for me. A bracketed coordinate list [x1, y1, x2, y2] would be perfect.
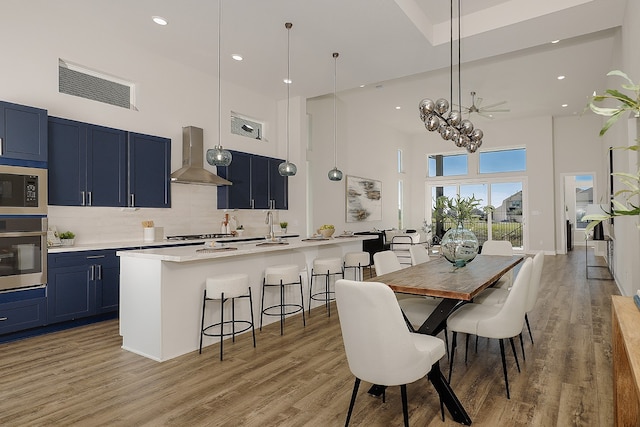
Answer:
[219, 291, 225, 361]
[325, 269, 331, 317]
[231, 297, 236, 342]
[260, 278, 266, 331]
[248, 288, 256, 347]
[199, 289, 206, 354]
[299, 275, 306, 326]
[279, 279, 285, 335]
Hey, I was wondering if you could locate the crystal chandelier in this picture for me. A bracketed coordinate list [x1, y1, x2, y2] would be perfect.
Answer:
[328, 52, 343, 181]
[278, 22, 297, 177]
[206, 0, 232, 167]
[418, 0, 483, 153]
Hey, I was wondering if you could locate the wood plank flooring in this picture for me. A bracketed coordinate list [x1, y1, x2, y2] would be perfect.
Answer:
[0, 249, 618, 426]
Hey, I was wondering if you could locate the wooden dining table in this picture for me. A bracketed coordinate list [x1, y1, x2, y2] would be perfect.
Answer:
[366, 253, 524, 425]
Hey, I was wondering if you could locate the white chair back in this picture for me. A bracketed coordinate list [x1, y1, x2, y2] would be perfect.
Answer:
[373, 251, 402, 276]
[480, 240, 513, 256]
[476, 257, 532, 339]
[526, 251, 544, 313]
[409, 245, 430, 265]
[335, 279, 443, 385]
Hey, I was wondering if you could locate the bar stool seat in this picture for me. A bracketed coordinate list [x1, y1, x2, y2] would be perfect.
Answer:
[260, 264, 306, 335]
[309, 257, 344, 317]
[199, 273, 256, 361]
[343, 251, 372, 281]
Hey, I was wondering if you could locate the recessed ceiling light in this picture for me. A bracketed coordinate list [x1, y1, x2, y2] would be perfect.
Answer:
[231, 54, 243, 61]
[283, 78, 292, 84]
[152, 16, 168, 26]
[562, 104, 568, 107]
[557, 75, 565, 80]
[395, 106, 401, 110]
[551, 39, 560, 44]
[359, 84, 366, 88]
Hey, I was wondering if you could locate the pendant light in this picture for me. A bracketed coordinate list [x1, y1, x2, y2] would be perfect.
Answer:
[328, 52, 343, 182]
[206, 0, 232, 167]
[418, 0, 483, 153]
[278, 22, 298, 177]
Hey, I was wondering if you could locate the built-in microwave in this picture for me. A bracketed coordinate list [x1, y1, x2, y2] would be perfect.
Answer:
[0, 165, 47, 216]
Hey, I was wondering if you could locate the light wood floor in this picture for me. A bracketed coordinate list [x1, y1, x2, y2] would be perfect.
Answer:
[0, 249, 618, 426]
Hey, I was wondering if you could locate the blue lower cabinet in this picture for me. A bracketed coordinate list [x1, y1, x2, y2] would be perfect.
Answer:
[47, 250, 120, 324]
[0, 287, 47, 334]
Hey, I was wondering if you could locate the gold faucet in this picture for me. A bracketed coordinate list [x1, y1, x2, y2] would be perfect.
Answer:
[265, 211, 275, 241]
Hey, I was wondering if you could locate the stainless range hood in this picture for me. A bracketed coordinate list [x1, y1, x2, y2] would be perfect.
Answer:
[170, 126, 232, 186]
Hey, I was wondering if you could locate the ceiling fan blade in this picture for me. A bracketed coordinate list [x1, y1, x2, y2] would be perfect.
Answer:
[483, 108, 510, 113]
[481, 100, 508, 110]
[475, 97, 484, 107]
[478, 111, 495, 119]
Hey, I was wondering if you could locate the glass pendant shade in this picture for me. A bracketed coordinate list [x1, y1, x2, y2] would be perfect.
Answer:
[206, 146, 232, 167]
[328, 167, 343, 181]
[278, 161, 297, 176]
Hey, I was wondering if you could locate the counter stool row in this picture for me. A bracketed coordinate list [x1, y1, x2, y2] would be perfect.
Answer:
[199, 251, 372, 359]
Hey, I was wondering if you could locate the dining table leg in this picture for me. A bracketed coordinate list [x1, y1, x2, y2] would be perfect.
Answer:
[417, 298, 464, 335]
[428, 362, 472, 425]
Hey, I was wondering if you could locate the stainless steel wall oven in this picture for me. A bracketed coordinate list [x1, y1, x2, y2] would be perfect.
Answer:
[0, 217, 47, 291]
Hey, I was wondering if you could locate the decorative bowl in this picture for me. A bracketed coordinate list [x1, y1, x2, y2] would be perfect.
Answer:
[318, 228, 335, 238]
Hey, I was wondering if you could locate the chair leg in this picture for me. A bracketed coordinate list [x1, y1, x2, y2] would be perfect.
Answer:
[199, 289, 206, 354]
[345, 378, 361, 427]
[279, 280, 285, 336]
[260, 279, 266, 331]
[525, 313, 534, 344]
[464, 333, 470, 364]
[509, 337, 520, 372]
[219, 292, 225, 361]
[299, 276, 306, 326]
[443, 327, 450, 361]
[308, 270, 314, 317]
[499, 339, 510, 399]
[401, 384, 409, 427]
[247, 288, 256, 348]
[519, 333, 525, 361]
[231, 297, 236, 342]
[448, 331, 457, 383]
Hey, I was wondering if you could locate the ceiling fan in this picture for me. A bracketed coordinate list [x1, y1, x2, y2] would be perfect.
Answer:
[458, 91, 510, 119]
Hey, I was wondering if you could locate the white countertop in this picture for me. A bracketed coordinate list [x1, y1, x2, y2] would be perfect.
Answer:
[116, 235, 372, 263]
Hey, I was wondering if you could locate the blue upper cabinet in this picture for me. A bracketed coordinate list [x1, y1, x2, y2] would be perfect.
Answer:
[0, 101, 48, 167]
[48, 117, 126, 207]
[48, 118, 170, 208]
[217, 150, 288, 210]
[128, 132, 171, 208]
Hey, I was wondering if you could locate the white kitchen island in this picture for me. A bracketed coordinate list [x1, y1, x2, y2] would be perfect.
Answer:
[117, 235, 372, 362]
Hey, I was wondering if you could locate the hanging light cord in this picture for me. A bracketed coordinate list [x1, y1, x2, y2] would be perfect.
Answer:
[333, 52, 338, 168]
[286, 22, 292, 163]
[457, 0, 462, 115]
[217, 0, 222, 150]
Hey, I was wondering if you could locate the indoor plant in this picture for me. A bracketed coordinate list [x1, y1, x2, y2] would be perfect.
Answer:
[434, 194, 482, 267]
[279, 221, 288, 233]
[584, 70, 640, 231]
[59, 231, 75, 246]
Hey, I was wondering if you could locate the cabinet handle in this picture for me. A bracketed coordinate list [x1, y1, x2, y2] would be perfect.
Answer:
[89, 265, 95, 281]
[88, 191, 92, 206]
[250, 199, 254, 209]
[86, 255, 105, 259]
[81, 191, 86, 206]
[0, 137, 3, 156]
[130, 194, 135, 207]
[0, 317, 7, 321]
[97, 265, 102, 280]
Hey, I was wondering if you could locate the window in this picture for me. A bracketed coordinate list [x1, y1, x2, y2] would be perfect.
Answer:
[573, 174, 594, 229]
[397, 149, 403, 173]
[398, 180, 404, 229]
[231, 113, 263, 140]
[479, 149, 526, 174]
[428, 154, 468, 177]
[58, 59, 135, 109]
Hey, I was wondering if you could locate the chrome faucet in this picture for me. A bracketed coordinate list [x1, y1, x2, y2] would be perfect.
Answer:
[265, 211, 275, 241]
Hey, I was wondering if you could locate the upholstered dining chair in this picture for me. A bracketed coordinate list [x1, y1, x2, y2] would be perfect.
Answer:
[480, 240, 514, 288]
[373, 250, 402, 276]
[447, 257, 533, 399]
[335, 279, 446, 426]
[409, 244, 431, 265]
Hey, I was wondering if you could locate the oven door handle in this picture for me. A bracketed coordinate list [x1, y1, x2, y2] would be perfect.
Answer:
[0, 231, 46, 238]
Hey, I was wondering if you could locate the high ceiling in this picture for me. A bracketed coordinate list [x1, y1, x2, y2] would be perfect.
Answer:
[49, 0, 627, 134]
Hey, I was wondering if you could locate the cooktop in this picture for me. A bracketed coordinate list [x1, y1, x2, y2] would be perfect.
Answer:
[166, 233, 234, 241]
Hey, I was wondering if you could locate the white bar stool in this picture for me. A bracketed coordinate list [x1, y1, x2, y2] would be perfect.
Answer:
[309, 257, 344, 317]
[260, 264, 306, 335]
[343, 251, 372, 281]
[199, 273, 256, 361]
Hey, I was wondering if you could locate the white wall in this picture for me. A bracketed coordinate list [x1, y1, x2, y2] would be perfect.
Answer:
[0, 1, 307, 243]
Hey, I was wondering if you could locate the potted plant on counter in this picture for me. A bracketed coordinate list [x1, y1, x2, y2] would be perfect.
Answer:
[59, 231, 75, 246]
[236, 225, 245, 236]
[280, 222, 288, 233]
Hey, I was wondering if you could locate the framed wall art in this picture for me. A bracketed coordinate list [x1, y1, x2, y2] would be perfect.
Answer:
[346, 175, 382, 222]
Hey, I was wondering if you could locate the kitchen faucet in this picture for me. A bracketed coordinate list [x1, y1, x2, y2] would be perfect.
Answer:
[265, 211, 275, 241]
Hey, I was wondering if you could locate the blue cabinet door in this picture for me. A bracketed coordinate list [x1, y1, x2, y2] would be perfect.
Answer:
[251, 155, 270, 209]
[48, 117, 87, 206]
[92, 251, 120, 314]
[128, 132, 171, 208]
[87, 125, 127, 207]
[218, 150, 252, 209]
[47, 264, 93, 323]
[0, 287, 46, 334]
[0, 101, 47, 166]
[269, 158, 288, 209]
